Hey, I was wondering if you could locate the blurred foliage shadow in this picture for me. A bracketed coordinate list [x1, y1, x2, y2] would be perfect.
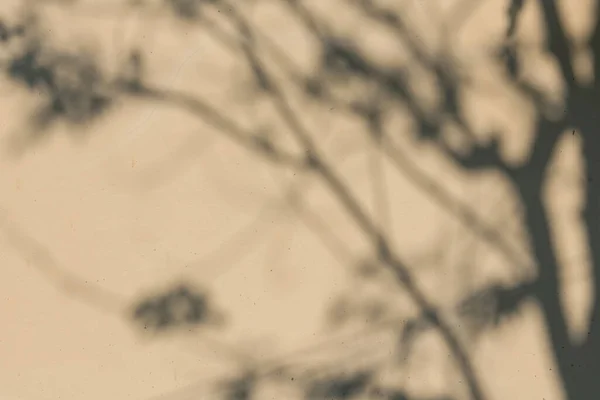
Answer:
[3, 0, 600, 400]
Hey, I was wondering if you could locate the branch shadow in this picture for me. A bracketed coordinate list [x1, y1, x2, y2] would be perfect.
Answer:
[4, 1, 600, 399]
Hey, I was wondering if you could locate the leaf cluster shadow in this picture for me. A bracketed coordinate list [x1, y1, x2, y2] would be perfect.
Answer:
[5, 0, 600, 399]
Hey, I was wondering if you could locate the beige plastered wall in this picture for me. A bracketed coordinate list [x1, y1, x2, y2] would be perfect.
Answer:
[0, 1, 593, 399]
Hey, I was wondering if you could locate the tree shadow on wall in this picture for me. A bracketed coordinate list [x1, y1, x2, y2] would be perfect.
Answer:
[147, 0, 600, 397]
[131, 282, 226, 335]
[0, 12, 145, 155]
[4, 1, 600, 400]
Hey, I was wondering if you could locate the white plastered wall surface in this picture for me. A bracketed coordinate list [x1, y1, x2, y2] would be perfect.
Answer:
[0, 1, 594, 400]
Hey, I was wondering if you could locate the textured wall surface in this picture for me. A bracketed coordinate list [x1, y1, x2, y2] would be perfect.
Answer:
[0, 1, 594, 400]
